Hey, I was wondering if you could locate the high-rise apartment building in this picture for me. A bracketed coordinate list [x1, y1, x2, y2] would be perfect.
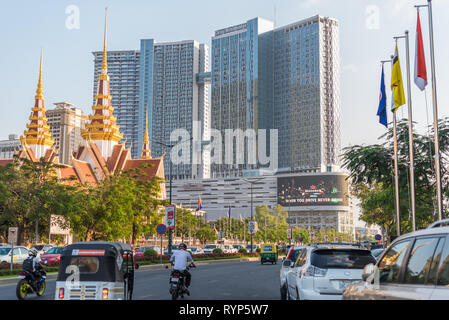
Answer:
[210, 15, 341, 177]
[139, 39, 210, 180]
[46, 102, 88, 164]
[92, 50, 140, 158]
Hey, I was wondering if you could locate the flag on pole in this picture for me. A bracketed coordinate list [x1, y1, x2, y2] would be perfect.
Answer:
[228, 207, 231, 219]
[414, 11, 428, 91]
[391, 44, 406, 112]
[196, 196, 202, 211]
[377, 66, 388, 127]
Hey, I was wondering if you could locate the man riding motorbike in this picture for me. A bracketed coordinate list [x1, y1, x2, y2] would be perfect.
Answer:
[169, 243, 195, 294]
[22, 248, 45, 290]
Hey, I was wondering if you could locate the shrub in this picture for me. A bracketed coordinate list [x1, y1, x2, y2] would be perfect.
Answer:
[143, 249, 158, 260]
[212, 248, 223, 254]
[238, 248, 248, 253]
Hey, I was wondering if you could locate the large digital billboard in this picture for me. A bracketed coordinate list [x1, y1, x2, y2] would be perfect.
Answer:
[277, 174, 349, 207]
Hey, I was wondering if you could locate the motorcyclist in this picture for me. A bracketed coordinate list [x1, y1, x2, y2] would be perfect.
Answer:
[170, 243, 195, 293]
[22, 248, 45, 289]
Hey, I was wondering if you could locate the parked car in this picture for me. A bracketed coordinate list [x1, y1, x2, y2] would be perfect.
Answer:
[203, 244, 222, 254]
[0, 246, 29, 264]
[40, 246, 65, 263]
[163, 244, 180, 255]
[30, 244, 53, 257]
[187, 246, 204, 255]
[223, 244, 237, 253]
[280, 246, 306, 300]
[245, 244, 260, 252]
[344, 222, 449, 300]
[233, 245, 244, 251]
[285, 243, 376, 300]
[134, 246, 161, 257]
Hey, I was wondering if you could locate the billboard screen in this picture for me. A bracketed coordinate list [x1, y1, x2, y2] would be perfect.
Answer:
[277, 175, 349, 207]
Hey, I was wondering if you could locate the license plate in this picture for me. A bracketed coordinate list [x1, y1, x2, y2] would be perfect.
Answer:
[339, 280, 355, 290]
[170, 278, 179, 282]
[18, 275, 25, 279]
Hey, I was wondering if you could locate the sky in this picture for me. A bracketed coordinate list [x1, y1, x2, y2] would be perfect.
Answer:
[0, 0, 448, 151]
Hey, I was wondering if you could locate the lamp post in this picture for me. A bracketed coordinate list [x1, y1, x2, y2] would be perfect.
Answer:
[243, 178, 263, 253]
[150, 137, 192, 255]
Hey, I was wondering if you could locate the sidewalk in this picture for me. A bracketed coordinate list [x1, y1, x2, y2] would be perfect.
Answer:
[0, 257, 261, 286]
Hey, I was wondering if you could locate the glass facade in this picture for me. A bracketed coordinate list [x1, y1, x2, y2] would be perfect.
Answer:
[211, 15, 340, 177]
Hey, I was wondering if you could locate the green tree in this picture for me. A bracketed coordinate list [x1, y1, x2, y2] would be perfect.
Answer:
[195, 227, 218, 245]
[342, 118, 449, 239]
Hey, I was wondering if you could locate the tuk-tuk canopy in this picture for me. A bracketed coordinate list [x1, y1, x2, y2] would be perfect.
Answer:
[61, 241, 132, 258]
[57, 242, 133, 283]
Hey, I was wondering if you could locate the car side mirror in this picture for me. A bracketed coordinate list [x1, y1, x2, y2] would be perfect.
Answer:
[281, 257, 286, 262]
[362, 263, 377, 282]
[44, 260, 48, 265]
[282, 260, 293, 267]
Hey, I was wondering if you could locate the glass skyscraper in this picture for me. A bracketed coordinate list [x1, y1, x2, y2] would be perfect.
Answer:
[210, 15, 341, 177]
[139, 40, 210, 180]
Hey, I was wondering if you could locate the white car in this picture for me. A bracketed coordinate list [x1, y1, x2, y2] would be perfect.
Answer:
[223, 245, 237, 253]
[187, 246, 204, 255]
[0, 246, 30, 264]
[203, 244, 222, 254]
[286, 243, 376, 300]
[280, 246, 306, 300]
[344, 220, 449, 300]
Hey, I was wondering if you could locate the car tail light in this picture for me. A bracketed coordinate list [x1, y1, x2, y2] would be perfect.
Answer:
[102, 288, 109, 300]
[58, 288, 64, 299]
[305, 265, 327, 277]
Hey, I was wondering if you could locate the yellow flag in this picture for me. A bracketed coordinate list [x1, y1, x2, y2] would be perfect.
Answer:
[391, 44, 405, 112]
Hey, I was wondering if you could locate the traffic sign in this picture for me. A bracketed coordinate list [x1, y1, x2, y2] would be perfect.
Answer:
[248, 220, 256, 236]
[287, 228, 292, 239]
[8, 227, 18, 244]
[165, 205, 176, 229]
[375, 234, 382, 241]
[156, 224, 167, 235]
[324, 234, 329, 242]
[299, 237, 304, 243]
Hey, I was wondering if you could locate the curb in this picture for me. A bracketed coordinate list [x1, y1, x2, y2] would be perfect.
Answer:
[0, 257, 262, 286]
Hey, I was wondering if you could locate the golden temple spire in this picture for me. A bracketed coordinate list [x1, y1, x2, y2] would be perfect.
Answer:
[81, 8, 123, 147]
[21, 49, 54, 148]
[141, 107, 152, 159]
[35, 48, 44, 100]
[102, 7, 108, 73]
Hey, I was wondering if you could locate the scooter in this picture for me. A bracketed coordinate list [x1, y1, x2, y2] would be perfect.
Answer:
[16, 261, 47, 300]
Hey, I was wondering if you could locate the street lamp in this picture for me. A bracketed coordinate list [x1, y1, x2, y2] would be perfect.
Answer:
[150, 137, 192, 255]
[243, 177, 264, 253]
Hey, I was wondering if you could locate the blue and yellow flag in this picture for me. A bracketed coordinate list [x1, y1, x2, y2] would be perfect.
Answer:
[391, 44, 406, 113]
[377, 66, 388, 127]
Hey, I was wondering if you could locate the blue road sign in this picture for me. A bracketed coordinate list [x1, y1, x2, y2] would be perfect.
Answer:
[299, 237, 304, 242]
[375, 234, 382, 241]
[157, 224, 167, 235]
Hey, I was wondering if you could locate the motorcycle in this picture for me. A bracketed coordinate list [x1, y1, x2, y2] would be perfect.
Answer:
[16, 261, 47, 300]
[168, 263, 196, 300]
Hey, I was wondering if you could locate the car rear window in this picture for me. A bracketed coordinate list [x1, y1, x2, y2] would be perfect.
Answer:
[311, 249, 376, 269]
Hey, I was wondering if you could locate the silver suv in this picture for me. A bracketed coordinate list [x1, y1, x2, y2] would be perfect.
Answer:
[344, 222, 449, 300]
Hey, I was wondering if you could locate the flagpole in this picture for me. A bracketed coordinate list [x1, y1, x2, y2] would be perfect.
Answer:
[427, 0, 443, 221]
[382, 56, 401, 237]
[397, 31, 417, 232]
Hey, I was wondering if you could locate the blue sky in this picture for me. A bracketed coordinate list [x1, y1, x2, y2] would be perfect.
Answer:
[0, 0, 448, 149]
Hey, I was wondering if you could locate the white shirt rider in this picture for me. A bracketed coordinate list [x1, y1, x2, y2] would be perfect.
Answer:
[170, 249, 194, 271]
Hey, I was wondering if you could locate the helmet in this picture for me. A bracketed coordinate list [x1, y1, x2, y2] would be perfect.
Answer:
[179, 243, 187, 250]
[29, 248, 38, 256]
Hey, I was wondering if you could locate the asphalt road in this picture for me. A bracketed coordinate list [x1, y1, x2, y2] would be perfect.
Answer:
[0, 261, 281, 300]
